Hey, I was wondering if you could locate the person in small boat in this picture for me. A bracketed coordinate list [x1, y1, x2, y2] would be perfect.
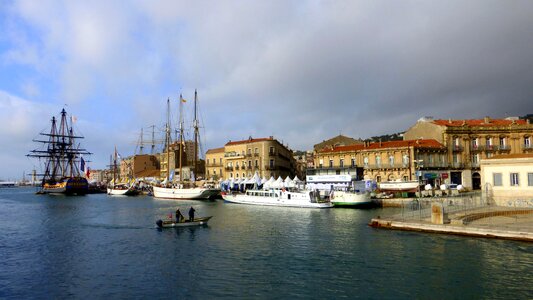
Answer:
[188, 206, 196, 222]
[175, 208, 184, 223]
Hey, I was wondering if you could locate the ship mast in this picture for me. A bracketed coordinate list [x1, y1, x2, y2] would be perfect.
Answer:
[165, 98, 171, 185]
[193, 89, 199, 180]
[179, 94, 184, 183]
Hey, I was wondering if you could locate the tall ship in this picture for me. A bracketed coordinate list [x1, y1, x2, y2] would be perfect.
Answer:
[107, 148, 139, 196]
[27, 109, 91, 195]
[152, 90, 219, 200]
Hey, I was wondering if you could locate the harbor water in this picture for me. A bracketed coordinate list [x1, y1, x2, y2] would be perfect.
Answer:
[1, 187, 532, 299]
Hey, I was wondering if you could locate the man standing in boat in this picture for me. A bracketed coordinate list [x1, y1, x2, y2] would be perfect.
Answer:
[175, 208, 184, 223]
[188, 206, 196, 222]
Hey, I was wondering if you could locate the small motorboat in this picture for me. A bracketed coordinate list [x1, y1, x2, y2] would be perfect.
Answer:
[156, 216, 212, 228]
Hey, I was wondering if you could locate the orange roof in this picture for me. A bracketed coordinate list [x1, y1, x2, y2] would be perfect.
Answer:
[206, 147, 225, 154]
[433, 118, 527, 127]
[225, 137, 274, 146]
[318, 139, 444, 153]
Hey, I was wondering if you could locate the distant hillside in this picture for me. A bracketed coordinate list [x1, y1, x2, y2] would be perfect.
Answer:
[367, 132, 404, 142]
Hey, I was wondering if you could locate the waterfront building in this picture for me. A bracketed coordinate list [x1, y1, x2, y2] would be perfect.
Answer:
[293, 150, 309, 180]
[205, 147, 225, 181]
[205, 136, 297, 180]
[480, 153, 533, 207]
[404, 116, 533, 189]
[88, 169, 107, 183]
[159, 142, 189, 180]
[311, 139, 447, 186]
[119, 154, 160, 181]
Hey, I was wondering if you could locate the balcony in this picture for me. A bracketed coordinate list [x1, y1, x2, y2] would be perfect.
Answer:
[470, 145, 483, 152]
[452, 145, 463, 152]
[522, 144, 533, 151]
[497, 145, 511, 152]
[225, 166, 234, 171]
[450, 162, 464, 169]
[485, 145, 496, 152]
[363, 164, 407, 170]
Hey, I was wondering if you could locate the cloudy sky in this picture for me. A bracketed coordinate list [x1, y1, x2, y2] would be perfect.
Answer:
[1, 0, 533, 180]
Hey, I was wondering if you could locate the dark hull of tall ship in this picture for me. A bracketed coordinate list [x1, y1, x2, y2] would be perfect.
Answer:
[39, 177, 89, 195]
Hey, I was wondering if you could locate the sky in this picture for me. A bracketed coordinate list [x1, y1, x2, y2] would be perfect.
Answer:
[1, 0, 533, 180]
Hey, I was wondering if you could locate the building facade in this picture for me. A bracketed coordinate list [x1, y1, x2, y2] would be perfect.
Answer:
[312, 139, 447, 186]
[119, 154, 160, 181]
[480, 154, 533, 207]
[404, 116, 533, 189]
[205, 136, 297, 180]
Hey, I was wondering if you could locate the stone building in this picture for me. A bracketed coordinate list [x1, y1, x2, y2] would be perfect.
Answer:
[119, 154, 160, 181]
[205, 136, 297, 180]
[480, 154, 533, 207]
[312, 139, 447, 185]
[404, 116, 533, 189]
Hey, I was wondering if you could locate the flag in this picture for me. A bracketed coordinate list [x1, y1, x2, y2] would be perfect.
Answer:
[80, 157, 85, 172]
[86, 167, 91, 178]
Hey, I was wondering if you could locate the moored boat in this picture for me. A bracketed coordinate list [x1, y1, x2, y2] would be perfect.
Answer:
[152, 91, 219, 200]
[378, 180, 419, 192]
[330, 190, 373, 207]
[156, 216, 212, 228]
[222, 189, 333, 208]
[27, 109, 91, 195]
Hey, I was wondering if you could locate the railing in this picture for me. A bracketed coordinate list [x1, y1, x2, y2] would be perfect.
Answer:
[225, 167, 234, 171]
[452, 145, 463, 152]
[206, 163, 223, 167]
[450, 162, 464, 169]
[497, 145, 511, 151]
[470, 145, 483, 152]
[364, 164, 407, 170]
[522, 144, 533, 150]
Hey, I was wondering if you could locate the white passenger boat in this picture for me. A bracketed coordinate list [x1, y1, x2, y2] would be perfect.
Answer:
[222, 189, 333, 208]
[330, 190, 373, 207]
[378, 180, 419, 192]
[153, 185, 219, 200]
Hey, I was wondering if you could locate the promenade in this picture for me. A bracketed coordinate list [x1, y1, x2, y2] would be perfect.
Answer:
[370, 195, 533, 242]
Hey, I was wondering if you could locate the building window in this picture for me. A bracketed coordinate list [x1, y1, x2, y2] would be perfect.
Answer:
[255, 147, 259, 154]
[486, 137, 492, 149]
[340, 159, 344, 167]
[329, 159, 333, 167]
[269, 159, 274, 168]
[510, 173, 519, 186]
[269, 147, 274, 155]
[243, 173, 245, 178]
[248, 161, 252, 167]
[236, 173, 239, 178]
[363, 157, 369, 167]
[220, 158, 222, 164]
[472, 154, 479, 165]
[493, 173, 502, 186]
[389, 155, 394, 166]
[376, 175, 381, 183]
[351, 158, 355, 167]
[528, 173, 533, 186]
[228, 162, 233, 167]
[499, 137, 506, 147]
[525, 137, 531, 148]
[376, 156, 381, 167]
[471, 138, 478, 149]
[402, 155, 409, 167]
[403, 175, 409, 181]
[255, 160, 258, 167]
[230, 173, 233, 178]
[454, 137, 460, 146]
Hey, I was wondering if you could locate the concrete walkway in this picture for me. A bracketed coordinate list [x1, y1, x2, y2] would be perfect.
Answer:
[369, 207, 533, 242]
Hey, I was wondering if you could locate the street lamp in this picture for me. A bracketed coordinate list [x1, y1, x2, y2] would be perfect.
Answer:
[415, 159, 424, 197]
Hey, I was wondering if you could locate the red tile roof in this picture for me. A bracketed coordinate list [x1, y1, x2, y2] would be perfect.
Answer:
[206, 147, 225, 154]
[225, 137, 274, 146]
[318, 139, 444, 153]
[433, 119, 527, 127]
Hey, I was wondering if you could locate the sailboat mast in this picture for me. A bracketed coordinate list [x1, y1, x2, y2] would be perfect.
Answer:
[193, 89, 198, 179]
[179, 94, 184, 183]
[166, 98, 171, 183]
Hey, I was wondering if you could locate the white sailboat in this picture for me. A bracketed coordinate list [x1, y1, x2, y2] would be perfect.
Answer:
[153, 91, 219, 200]
[107, 147, 139, 196]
